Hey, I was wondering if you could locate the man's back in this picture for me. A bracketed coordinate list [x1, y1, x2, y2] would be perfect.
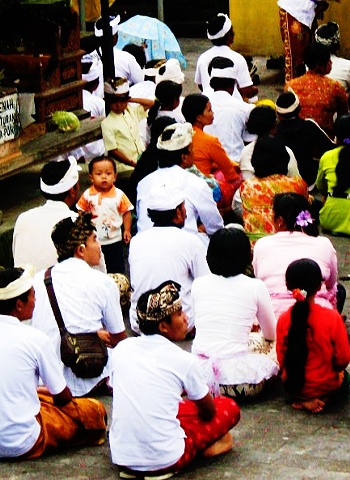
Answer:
[129, 226, 209, 332]
[109, 334, 209, 469]
[204, 90, 254, 161]
[113, 47, 144, 85]
[0, 316, 66, 457]
[31, 257, 125, 396]
[329, 54, 350, 92]
[12, 201, 77, 271]
[195, 45, 252, 92]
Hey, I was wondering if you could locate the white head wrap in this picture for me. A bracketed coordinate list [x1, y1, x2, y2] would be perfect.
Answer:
[155, 59, 185, 85]
[210, 66, 236, 79]
[104, 78, 130, 96]
[276, 92, 300, 114]
[207, 13, 232, 40]
[144, 60, 166, 78]
[157, 122, 194, 151]
[148, 183, 185, 211]
[144, 67, 158, 77]
[40, 156, 81, 194]
[81, 54, 100, 82]
[0, 265, 35, 300]
[315, 22, 340, 47]
[94, 15, 120, 37]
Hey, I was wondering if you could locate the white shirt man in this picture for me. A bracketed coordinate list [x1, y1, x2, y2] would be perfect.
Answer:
[12, 157, 80, 272]
[194, 13, 256, 101]
[0, 265, 108, 459]
[31, 214, 126, 397]
[314, 22, 350, 92]
[109, 334, 209, 469]
[196, 46, 253, 98]
[109, 280, 240, 476]
[1, 310, 67, 457]
[130, 184, 209, 333]
[91, 47, 144, 98]
[70, 55, 106, 161]
[92, 15, 144, 98]
[137, 165, 223, 236]
[136, 122, 223, 238]
[205, 88, 254, 162]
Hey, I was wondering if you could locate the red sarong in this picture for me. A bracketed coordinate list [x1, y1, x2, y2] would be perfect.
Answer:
[173, 396, 240, 470]
[279, 9, 312, 82]
[118, 396, 240, 477]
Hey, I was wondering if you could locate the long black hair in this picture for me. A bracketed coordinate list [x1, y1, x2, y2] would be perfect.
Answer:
[283, 258, 322, 395]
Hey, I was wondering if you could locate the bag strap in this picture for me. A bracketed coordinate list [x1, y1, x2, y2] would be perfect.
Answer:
[44, 267, 67, 336]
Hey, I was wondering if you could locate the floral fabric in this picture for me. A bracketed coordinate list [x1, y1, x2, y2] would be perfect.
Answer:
[240, 174, 308, 243]
[286, 71, 348, 134]
[279, 8, 312, 82]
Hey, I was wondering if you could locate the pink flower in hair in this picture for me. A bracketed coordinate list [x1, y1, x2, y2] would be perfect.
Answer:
[295, 210, 313, 228]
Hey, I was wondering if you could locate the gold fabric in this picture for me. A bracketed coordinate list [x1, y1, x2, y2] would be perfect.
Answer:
[23, 393, 107, 459]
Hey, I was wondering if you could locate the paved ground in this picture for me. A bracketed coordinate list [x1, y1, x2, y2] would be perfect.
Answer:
[1, 38, 350, 479]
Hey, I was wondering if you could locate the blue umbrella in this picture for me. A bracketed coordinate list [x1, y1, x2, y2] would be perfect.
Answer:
[116, 15, 187, 69]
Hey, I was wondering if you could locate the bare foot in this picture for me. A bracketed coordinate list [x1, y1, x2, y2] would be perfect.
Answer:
[292, 398, 325, 413]
[202, 432, 233, 458]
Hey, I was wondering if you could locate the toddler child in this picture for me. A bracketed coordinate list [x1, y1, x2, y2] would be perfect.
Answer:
[77, 156, 133, 273]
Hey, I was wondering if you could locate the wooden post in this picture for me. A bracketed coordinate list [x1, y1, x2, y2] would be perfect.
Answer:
[157, 0, 164, 22]
[100, 0, 115, 80]
[78, 0, 86, 32]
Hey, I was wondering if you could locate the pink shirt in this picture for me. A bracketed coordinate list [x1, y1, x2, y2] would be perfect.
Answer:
[252, 231, 338, 318]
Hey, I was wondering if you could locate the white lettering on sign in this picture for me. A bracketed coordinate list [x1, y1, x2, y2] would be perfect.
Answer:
[0, 93, 21, 145]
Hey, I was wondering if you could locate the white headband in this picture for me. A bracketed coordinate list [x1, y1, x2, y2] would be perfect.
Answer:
[315, 23, 340, 46]
[276, 94, 300, 114]
[40, 156, 81, 194]
[94, 15, 120, 37]
[157, 122, 194, 151]
[0, 265, 35, 300]
[207, 14, 232, 40]
[155, 59, 185, 85]
[104, 78, 130, 96]
[144, 60, 167, 78]
[144, 67, 158, 77]
[82, 55, 100, 82]
[210, 66, 236, 79]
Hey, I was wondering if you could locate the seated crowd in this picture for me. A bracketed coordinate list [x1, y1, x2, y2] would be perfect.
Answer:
[1, 9, 350, 480]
